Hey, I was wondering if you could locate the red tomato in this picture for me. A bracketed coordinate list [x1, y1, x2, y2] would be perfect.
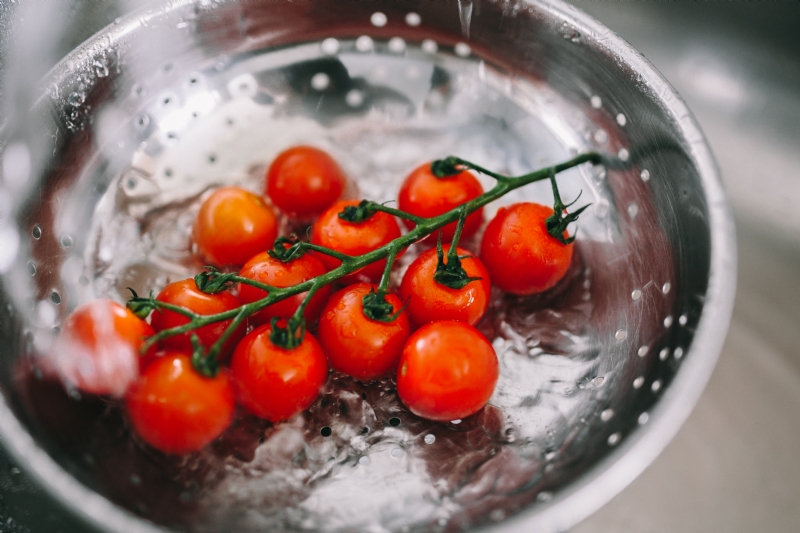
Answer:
[57, 299, 153, 397]
[480, 202, 573, 295]
[125, 352, 235, 454]
[399, 245, 491, 327]
[310, 200, 402, 283]
[397, 163, 484, 242]
[150, 279, 245, 360]
[266, 145, 346, 218]
[238, 251, 331, 327]
[193, 186, 278, 267]
[396, 321, 498, 422]
[317, 283, 411, 381]
[230, 323, 328, 422]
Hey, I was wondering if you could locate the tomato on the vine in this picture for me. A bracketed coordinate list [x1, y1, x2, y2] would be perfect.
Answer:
[399, 245, 491, 327]
[397, 163, 484, 242]
[193, 186, 278, 267]
[230, 323, 328, 422]
[150, 278, 245, 360]
[318, 283, 411, 382]
[238, 251, 331, 326]
[57, 299, 153, 397]
[266, 145, 346, 218]
[310, 199, 402, 283]
[396, 321, 498, 422]
[125, 352, 235, 454]
[480, 202, 573, 295]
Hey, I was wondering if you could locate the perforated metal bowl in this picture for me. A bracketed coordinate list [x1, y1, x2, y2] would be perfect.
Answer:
[0, 1, 735, 532]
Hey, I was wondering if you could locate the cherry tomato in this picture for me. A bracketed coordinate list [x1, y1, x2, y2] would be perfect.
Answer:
[57, 299, 153, 397]
[318, 283, 411, 381]
[238, 251, 331, 326]
[230, 323, 328, 422]
[125, 352, 235, 454]
[396, 321, 498, 422]
[193, 186, 278, 267]
[310, 200, 402, 283]
[150, 279, 245, 360]
[480, 202, 573, 295]
[397, 163, 484, 242]
[399, 245, 491, 327]
[266, 145, 346, 218]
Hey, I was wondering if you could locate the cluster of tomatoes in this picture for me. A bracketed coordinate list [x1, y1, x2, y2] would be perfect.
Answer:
[54, 146, 574, 455]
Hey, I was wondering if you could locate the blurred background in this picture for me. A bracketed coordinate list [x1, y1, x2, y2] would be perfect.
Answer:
[1, 1, 799, 532]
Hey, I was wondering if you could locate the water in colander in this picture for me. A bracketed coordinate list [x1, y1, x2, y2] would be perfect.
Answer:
[51, 38, 617, 532]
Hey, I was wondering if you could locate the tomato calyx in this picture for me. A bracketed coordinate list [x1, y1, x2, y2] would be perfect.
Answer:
[432, 235, 482, 290]
[126, 288, 159, 319]
[268, 316, 306, 350]
[195, 266, 238, 294]
[337, 200, 377, 224]
[361, 288, 407, 323]
[430, 157, 463, 178]
[544, 173, 590, 245]
[267, 234, 307, 263]
[191, 334, 221, 378]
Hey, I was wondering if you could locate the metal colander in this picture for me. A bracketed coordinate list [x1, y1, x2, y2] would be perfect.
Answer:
[0, 1, 736, 532]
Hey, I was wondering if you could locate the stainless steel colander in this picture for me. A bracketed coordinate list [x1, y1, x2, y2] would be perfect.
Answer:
[0, 1, 736, 532]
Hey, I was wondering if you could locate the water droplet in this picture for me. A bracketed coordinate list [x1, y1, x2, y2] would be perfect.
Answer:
[537, 491, 552, 502]
[93, 61, 109, 78]
[659, 347, 670, 360]
[311, 72, 330, 91]
[633, 376, 645, 389]
[454, 42, 471, 57]
[638, 345, 649, 357]
[631, 289, 642, 300]
[590, 95, 602, 109]
[370, 12, 387, 27]
[388, 37, 406, 54]
[640, 169, 651, 182]
[321, 37, 340, 55]
[60, 235, 73, 248]
[664, 315, 673, 328]
[679, 314, 688, 326]
[355, 35, 374, 53]
[674, 347, 684, 359]
[608, 432, 621, 446]
[50, 291, 61, 304]
[615, 329, 627, 341]
[618, 148, 630, 161]
[627, 202, 639, 219]
[616, 113, 627, 126]
[32, 225, 42, 240]
[592, 376, 605, 387]
[27, 261, 36, 276]
[405, 12, 421, 26]
[662, 282, 671, 294]
[424, 434, 436, 444]
[389, 417, 401, 427]
[651, 379, 662, 392]
[451, 419, 462, 425]
[391, 448, 403, 458]
[638, 412, 649, 425]
[600, 409, 614, 422]
[320, 426, 332, 437]
[422, 39, 438, 54]
[358, 456, 371, 466]
[68, 92, 85, 107]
